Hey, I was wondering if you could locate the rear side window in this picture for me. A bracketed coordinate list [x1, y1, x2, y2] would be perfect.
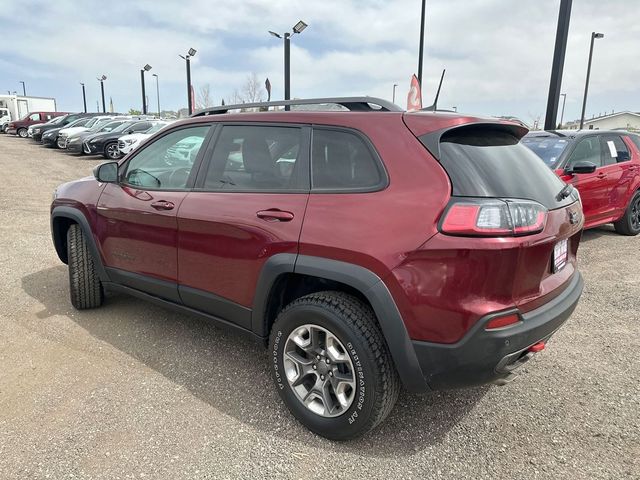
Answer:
[629, 134, 640, 151]
[311, 129, 384, 191]
[427, 127, 574, 209]
[601, 135, 630, 164]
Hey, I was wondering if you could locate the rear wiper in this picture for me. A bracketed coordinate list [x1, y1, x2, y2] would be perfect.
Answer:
[556, 183, 573, 201]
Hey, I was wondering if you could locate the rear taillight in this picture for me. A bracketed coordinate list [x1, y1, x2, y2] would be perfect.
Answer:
[485, 313, 521, 330]
[441, 198, 547, 237]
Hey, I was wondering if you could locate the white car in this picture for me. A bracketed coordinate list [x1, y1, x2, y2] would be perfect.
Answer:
[118, 121, 173, 155]
[57, 116, 117, 149]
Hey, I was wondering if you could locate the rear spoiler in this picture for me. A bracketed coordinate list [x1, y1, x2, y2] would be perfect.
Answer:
[415, 122, 529, 162]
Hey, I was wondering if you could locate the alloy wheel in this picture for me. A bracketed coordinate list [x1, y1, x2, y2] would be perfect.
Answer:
[106, 143, 120, 159]
[283, 324, 356, 418]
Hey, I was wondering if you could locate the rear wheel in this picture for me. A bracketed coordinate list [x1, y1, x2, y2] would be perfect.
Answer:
[104, 142, 120, 159]
[17, 128, 27, 138]
[269, 291, 399, 440]
[613, 190, 640, 236]
[67, 224, 104, 309]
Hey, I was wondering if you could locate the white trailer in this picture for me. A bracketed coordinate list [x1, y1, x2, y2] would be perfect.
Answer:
[0, 95, 57, 131]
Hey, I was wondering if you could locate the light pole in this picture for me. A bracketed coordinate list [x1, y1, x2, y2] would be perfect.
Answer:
[80, 83, 87, 113]
[417, 0, 426, 90]
[97, 75, 107, 113]
[392, 83, 398, 104]
[269, 20, 307, 111]
[559, 93, 567, 128]
[179, 48, 197, 115]
[452, 106, 457, 112]
[140, 64, 152, 114]
[19, 81, 26, 96]
[152, 73, 160, 117]
[580, 32, 604, 130]
[544, 0, 572, 130]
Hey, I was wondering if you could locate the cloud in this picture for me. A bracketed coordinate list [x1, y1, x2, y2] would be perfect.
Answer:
[0, 0, 638, 121]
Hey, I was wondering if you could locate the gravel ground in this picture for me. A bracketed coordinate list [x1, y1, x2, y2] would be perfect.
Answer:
[0, 133, 638, 480]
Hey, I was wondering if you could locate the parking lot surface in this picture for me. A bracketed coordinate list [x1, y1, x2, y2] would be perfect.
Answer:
[0, 133, 638, 479]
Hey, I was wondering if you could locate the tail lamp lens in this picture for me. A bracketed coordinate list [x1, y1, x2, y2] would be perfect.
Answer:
[441, 199, 547, 237]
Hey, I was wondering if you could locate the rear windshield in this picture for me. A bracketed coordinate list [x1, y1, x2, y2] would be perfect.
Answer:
[521, 136, 570, 167]
[424, 127, 576, 210]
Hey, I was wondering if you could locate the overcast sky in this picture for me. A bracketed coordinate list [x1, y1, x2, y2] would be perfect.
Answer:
[1, 0, 638, 124]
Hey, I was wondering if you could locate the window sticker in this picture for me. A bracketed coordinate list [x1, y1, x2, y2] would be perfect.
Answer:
[607, 140, 617, 158]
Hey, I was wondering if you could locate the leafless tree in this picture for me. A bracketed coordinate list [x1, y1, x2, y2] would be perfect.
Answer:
[197, 84, 214, 109]
[242, 73, 264, 103]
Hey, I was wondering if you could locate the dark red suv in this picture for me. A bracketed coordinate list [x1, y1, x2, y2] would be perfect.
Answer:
[51, 97, 584, 440]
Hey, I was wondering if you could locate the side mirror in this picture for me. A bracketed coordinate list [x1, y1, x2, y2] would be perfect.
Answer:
[565, 161, 596, 175]
[127, 129, 134, 134]
[93, 162, 118, 183]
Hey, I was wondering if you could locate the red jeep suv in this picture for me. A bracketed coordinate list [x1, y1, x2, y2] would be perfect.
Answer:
[51, 97, 584, 440]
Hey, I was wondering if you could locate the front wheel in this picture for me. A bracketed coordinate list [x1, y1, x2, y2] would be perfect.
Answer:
[67, 224, 104, 309]
[56, 137, 66, 149]
[104, 142, 120, 159]
[17, 128, 28, 138]
[613, 190, 640, 236]
[269, 292, 400, 440]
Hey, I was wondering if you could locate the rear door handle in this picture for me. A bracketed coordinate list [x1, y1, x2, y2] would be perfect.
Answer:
[151, 200, 175, 211]
[256, 209, 294, 222]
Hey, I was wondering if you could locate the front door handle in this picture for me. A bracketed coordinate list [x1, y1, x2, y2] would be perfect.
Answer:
[151, 200, 175, 211]
[256, 209, 294, 222]
[597, 173, 607, 179]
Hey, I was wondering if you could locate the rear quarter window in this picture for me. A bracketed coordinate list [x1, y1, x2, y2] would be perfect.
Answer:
[421, 126, 575, 210]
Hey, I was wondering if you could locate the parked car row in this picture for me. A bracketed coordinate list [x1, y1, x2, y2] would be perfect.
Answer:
[6, 110, 173, 159]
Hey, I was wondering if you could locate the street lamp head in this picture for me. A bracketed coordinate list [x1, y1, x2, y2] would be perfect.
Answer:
[188, 48, 197, 57]
[143, 64, 152, 71]
[269, 30, 282, 39]
[152, 73, 158, 78]
[80, 82, 84, 86]
[594, 32, 604, 39]
[97, 75, 107, 81]
[292, 20, 307, 34]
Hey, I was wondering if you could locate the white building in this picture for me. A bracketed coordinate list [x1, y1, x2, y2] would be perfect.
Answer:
[566, 111, 640, 131]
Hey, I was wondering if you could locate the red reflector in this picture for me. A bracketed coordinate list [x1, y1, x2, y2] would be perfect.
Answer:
[528, 342, 546, 353]
[485, 314, 520, 330]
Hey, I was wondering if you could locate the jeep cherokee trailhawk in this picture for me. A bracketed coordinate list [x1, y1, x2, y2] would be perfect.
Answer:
[51, 97, 584, 440]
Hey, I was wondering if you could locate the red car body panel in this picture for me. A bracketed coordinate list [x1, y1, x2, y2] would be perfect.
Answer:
[177, 192, 308, 308]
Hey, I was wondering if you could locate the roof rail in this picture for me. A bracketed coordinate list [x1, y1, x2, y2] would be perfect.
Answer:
[190, 96, 403, 117]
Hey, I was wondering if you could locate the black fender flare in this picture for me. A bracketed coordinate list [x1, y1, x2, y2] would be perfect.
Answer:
[50, 206, 110, 282]
[252, 254, 429, 393]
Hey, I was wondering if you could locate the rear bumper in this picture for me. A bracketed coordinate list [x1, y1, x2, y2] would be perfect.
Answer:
[412, 271, 583, 390]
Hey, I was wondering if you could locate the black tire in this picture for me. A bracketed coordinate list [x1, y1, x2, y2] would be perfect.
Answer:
[269, 291, 400, 440]
[104, 142, 120, 159]
[17, 128, 28, 138]
[613, 190, 640, 236]
[56, 137, 65, 149]
[67, 224, 104, 309]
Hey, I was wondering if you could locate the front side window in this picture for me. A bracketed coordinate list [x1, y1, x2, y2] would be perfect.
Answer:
[122, 126, 210, 190]
[203, 125, 305, 191]
[565, 137, 602, 168]
[311, 129, 384, 190]
[29, 113, 40, 121]
[601, 135, 630, 164]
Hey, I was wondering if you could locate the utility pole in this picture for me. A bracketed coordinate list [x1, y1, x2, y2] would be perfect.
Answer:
[580, 32, 605, 129]
[559, 93, 567, 128]
[80, 83, 87, 113]
[417, 0, 426, 90]
[544, 0, 572, 131]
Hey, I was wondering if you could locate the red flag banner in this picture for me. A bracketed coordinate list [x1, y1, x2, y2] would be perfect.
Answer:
[407, 74, 422, 111]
